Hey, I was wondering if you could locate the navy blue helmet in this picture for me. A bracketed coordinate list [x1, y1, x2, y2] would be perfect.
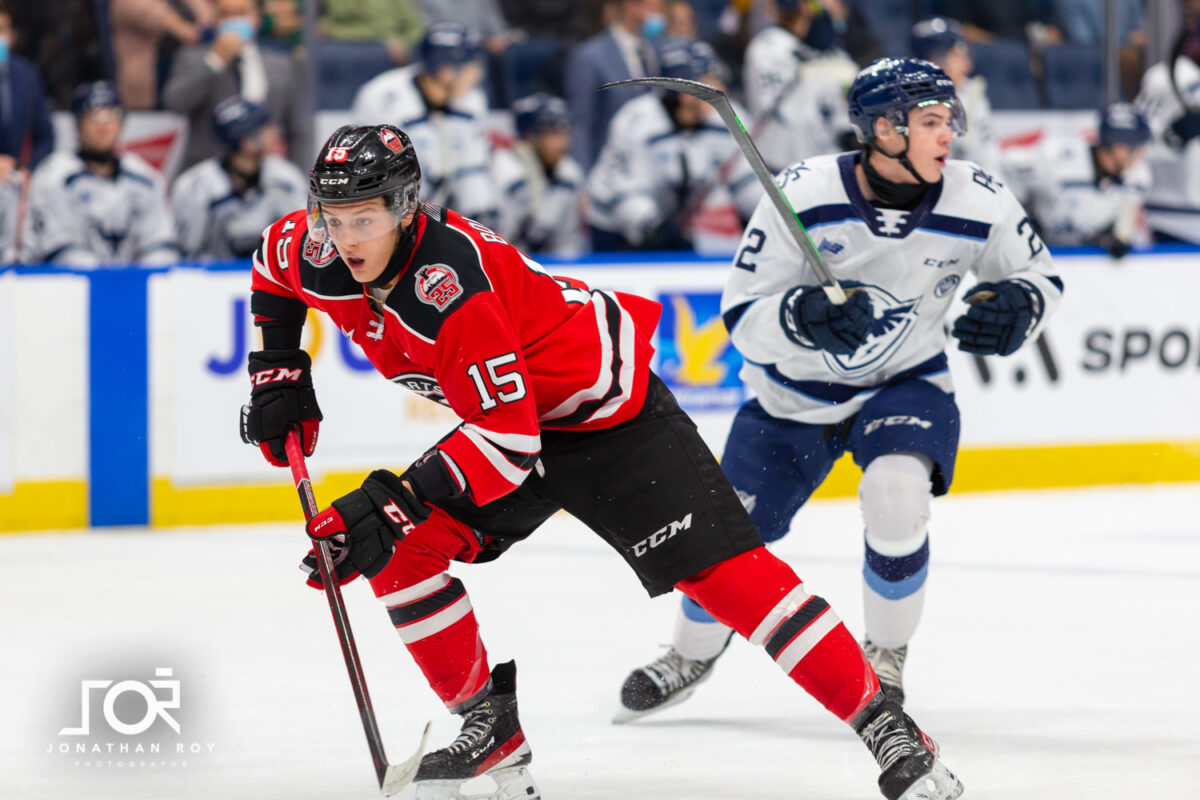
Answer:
[512, 93, 570, 137]
[71, 81, 123, 120]
[212, 96, 272, 151]
[1098, 102, 1150, 148]
[910, 17, 967, 61]
[657, 38, 728, 84]
[847, 58, 967, 145]
[416, 22, 483, 72]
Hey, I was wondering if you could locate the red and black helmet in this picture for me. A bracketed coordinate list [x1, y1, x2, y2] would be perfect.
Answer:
[308, 124, 422, 216]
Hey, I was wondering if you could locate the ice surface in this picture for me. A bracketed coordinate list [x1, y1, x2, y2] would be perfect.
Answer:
[3, 484, 1199, 799]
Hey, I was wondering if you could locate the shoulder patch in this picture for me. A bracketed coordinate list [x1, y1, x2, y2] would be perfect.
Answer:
[414, 263, 463, 310]
[302, 224, 338, 267]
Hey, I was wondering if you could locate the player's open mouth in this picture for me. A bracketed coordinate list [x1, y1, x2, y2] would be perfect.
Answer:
[347, 257, 366, 269]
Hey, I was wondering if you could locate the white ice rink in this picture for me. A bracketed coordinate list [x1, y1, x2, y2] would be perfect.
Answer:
[4, 483, 1199, 800]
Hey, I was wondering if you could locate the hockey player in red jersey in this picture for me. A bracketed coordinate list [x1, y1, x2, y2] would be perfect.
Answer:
[239, 124, 964, 800]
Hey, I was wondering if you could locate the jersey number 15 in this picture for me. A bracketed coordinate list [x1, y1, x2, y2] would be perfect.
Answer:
[466, 353, 528, 410]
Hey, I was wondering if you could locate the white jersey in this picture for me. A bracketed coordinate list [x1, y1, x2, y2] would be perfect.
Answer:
[351, 64, 496, 225]
[743, 27, 858, 172]
[1135, 58, 1200, 242]
[953, 76, 1003, 179]
[586, 93, 761, 252]
[724, 153, 1061, 424]
[491, 142, 586, 257]
[0, 178, 18, 264]
[172, 155, 307, 259]
[21, 151, 178, 267]
[1002, 135, 1148, 246]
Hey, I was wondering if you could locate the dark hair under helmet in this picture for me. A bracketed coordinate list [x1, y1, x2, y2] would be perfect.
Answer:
[309, 124, 422, 215]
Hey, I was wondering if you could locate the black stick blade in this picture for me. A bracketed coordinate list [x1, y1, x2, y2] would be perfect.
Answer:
[599, 77, 726, 104]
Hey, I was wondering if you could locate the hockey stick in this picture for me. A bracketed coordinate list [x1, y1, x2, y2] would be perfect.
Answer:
[601, 76, 847, 304]
[284, 430, 430, 796]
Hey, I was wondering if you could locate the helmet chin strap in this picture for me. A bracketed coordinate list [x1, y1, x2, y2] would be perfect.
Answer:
[863, 129, 932, 208]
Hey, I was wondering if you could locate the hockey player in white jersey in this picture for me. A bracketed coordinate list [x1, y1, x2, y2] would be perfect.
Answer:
[350, 22, 497, 226]
[742, 0, 859, 173]
[1004, 102, 1150, 257]
[172, 97, 307, 259]
[491, 93, 587, 256]
[911, 17, 1002, 179]
[1135, 12, 1200, 243]
[21, 82, 178, 266]
[587, 38, 761, 253]
[619, 57, 1062, 719]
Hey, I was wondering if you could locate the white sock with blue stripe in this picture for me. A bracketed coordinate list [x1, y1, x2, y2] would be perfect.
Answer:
[673, 595, 734, 660]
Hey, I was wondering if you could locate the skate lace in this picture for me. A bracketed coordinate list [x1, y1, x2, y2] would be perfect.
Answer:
[644, 649, 711, 693]
[859, 708, 919, 773]
[445, 703, 497, 756]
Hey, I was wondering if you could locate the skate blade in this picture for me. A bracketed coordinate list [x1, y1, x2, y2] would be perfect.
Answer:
[380, 721, 432, 796]
[611, 685, 700, 724]
[415, 765, 541, 800]
[896, 759, 964, 800]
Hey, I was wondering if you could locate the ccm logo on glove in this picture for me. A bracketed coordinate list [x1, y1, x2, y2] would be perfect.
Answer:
[251, 367, 306, 385]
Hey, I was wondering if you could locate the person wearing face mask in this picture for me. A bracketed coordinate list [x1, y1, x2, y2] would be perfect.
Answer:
[350, 22, 498, 227]
[21, 81, 178, 267]
[0, 0, 54, 189]
[162, 0, 307, 172]
[171, 96, 307, 259]
[563, 0, 662, 171]
[617, 58, 1061, 725]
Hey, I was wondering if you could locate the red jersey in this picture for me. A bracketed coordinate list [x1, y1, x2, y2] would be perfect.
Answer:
[250, 205, 662, 506]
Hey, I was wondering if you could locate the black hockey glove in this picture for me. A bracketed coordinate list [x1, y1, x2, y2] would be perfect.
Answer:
[240, 349, 322, 467]
[951, 280, 1043, 356]
[305, 469, 434, 581]
[1165, 110, 1200, 150]
[1090, 226, 1132, 259]
[783, 283, 874, 356]
[300, 539, 359, 590]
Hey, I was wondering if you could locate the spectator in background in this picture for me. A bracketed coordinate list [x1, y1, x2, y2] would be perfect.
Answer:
[260, 0, 304, 52]
[0, 2, 54, 180]
[110, 0, 213, 111]
[163, 0, 308, 171]
[1135, 0, 1200, 243]
[743, 0, 859, 174]
[10, 1, 109, 110]
[1004, 101, 1151, 257]
[938, 0, 1062, 44]
[322, 0, 424, 65]
[22, 82, 178, 266]
[666, 0, 698, 39]
[911, 17, 1002, 177]
[492, 93, 587, 256]
[586, 38, 759, 252]
[172, 96, 307, 259]
[351, 22, 497, 225]
[565, 0, 660, 171]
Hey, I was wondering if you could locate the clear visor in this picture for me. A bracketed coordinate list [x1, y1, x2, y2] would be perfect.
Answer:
[918, 97, 968, 136]
[307, 195, 404, 253]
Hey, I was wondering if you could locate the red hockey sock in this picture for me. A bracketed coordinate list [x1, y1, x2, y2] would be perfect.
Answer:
[676, 547, 880, 722]
[369, 512, 492, 711]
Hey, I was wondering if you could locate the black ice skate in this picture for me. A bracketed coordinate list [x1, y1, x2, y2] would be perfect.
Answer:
[854, 695, 964, 800]
[614, 635, 733, 723]
[414, 661, 539, 800]
[862, 640, 908, 704]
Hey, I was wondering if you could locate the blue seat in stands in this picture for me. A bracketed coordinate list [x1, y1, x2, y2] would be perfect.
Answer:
[1041, 44, 1104, 109]
[969, 42, 1040, 109]
[316, 40, 395, 110]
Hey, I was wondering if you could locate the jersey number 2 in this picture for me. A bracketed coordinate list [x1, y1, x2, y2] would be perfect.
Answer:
[734, 228, 766, 271]
[467, 353, 527, 410]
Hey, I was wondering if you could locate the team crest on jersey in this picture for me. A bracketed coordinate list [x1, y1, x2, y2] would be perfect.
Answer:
[302, 225, 338, 267]
[934, 274, 961, 298]
[824, 285, 922, 380]
[415, 264, 462, 310]
[391, 373, 450, 406]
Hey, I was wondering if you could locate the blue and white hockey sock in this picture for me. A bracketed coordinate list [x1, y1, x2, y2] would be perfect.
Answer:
[862, 533, 928, 648]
